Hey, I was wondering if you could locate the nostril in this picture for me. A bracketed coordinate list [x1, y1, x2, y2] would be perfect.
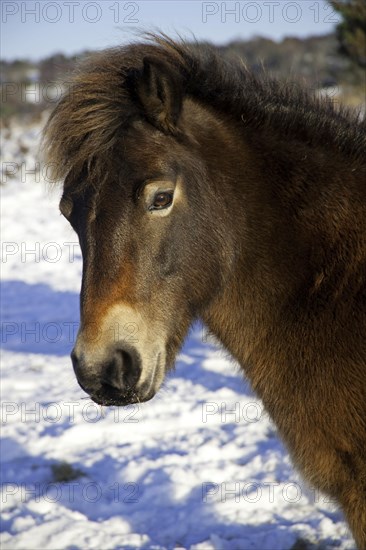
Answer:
[101, 348, 141, 392]
[119, 349, 140, 389]
[101, 350, 128, 392]
[119, 350, 132, 375]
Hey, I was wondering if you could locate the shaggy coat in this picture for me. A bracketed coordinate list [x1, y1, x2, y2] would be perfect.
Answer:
[44, 36, 366, 548]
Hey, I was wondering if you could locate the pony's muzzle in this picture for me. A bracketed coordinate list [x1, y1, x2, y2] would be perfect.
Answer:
[71, 344, 143, 405]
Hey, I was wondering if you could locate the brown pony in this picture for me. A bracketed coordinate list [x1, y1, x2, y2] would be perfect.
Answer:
[43, 36, 366, 548]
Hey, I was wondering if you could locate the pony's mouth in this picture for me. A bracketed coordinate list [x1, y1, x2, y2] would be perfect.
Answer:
[78, 378, 157, 407]
[72, 339, 166, 406]
[88, 387, 155, 407]
[76, 359, 163, 407]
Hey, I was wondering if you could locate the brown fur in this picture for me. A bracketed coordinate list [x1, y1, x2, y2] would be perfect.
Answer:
[43, 35, 366, 547]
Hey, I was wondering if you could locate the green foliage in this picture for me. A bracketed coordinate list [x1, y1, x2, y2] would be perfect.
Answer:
[330, 0, 366, 67]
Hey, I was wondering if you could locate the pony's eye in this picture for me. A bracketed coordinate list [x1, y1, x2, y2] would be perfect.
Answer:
[150, 191, 173, 210]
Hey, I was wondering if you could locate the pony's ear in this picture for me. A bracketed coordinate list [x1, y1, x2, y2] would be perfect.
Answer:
[130, 56, 183, 134]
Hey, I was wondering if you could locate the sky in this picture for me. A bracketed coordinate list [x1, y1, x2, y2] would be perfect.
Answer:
[1, 0, 340, 61]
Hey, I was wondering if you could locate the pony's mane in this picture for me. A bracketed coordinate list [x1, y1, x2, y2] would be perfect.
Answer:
[43, 34, 366, 184]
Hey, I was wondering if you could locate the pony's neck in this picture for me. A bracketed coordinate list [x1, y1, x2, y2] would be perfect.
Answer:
[192, 96, 362, 377]
[185, 99, 324, 372]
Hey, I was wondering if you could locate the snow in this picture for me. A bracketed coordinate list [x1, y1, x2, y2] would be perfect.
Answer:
[0, 118, 356, 549]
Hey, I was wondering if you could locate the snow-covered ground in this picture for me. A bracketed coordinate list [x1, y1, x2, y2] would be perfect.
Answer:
[1, 118, 356, 549]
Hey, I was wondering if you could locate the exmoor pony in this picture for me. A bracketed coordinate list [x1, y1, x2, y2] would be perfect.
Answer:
[43, 36, 366, 547]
